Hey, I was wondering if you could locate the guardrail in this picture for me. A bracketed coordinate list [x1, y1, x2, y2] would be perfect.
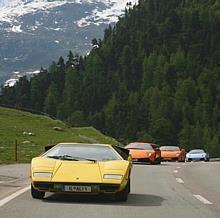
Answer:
[210, 158, 220, 162]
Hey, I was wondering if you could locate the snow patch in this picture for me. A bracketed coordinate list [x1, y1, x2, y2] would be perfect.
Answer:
[29, 25, 38, 31]
[0, 0, 73, 23]
[0, 1, 138, 27]
[52, 27, 61, 31]
[4, 78, 18, 87]
[11, 24, 22, 32]
[26, 70, 40, 75]
[4, 69, 40, 87]
[76, 0, 138, 27]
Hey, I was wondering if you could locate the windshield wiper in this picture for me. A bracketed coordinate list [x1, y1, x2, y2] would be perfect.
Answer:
[47, 155, 97, 162]
[73, 156, 97, 162]
[128, 148, 144, 150]
[47, 155, 79, 161]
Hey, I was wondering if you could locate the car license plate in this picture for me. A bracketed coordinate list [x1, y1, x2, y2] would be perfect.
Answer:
[133, 158, 138, 162]
[64, 185, 91, 192]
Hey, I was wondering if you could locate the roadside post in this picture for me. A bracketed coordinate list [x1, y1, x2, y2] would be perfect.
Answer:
[15, 140, 18, 162]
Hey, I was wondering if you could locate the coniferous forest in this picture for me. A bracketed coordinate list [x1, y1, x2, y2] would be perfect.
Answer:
[1, 0, 219, 156]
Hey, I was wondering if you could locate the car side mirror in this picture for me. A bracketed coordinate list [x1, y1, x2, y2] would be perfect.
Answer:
[45, 144, 55, 152]
[128, 154, 132, 161]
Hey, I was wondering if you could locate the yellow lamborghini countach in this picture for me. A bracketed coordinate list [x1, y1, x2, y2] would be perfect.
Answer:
[31, 143, 132, 201]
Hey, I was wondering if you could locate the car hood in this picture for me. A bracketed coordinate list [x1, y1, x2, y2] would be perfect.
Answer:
[52, 161, 102, 183]
[128, 149, 154, 158]
[187, 153, 206, 157]
[31, 157, 129, 183]
[161, 151, 181, 157]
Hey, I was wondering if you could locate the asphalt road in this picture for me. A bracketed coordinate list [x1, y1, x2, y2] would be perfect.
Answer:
[0, 162, 220, 218]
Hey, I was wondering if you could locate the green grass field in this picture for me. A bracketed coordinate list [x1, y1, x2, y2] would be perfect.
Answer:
[0, 107, 119, 164]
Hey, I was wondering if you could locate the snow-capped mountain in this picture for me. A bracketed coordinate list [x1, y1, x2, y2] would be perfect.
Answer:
[0, 0, 137, 85]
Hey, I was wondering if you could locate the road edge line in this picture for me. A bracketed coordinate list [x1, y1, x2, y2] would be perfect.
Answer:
[0, 185, 30, 207]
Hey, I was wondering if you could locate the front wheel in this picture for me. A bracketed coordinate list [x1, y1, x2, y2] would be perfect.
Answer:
[31, 184, 45, 199]
[155, 157, 161, 164]
[115, 180, 130, 202]
[178, 158, 185, 162]
[127, 179, 131, 193]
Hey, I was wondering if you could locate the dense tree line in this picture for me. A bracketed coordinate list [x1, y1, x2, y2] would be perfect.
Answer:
[1, 0, 219, 155]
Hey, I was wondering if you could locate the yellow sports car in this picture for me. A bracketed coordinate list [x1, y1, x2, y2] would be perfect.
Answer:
[31, 143, 132, 201]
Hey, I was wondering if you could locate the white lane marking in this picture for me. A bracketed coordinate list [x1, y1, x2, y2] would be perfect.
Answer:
[177, 166, 181, 169]
[182, 163, 186, 166]
[176, 178, 184, 184]
[0, 179, 19, 184]
[0, 185, 30, 207]
[193, 195, 213, 205]
[7, 178, 21, 183]
[173, 170, 178, 173]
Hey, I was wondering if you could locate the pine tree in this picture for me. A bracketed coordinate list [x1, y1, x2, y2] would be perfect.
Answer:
[63, 67, 81, 116]
[44, 83, 60, 117]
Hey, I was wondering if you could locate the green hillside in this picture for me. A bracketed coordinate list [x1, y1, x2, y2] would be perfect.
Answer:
[0, 107, 119, 163]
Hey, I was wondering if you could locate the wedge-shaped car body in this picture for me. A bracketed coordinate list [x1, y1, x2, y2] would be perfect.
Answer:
[31, 143, 132, 201]
[160, 146, 185, 162]
[185, 149, 209, 162]
[125, 142, 161, 164]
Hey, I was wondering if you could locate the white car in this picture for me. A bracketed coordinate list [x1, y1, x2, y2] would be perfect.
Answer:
[185, 149, 209, 162]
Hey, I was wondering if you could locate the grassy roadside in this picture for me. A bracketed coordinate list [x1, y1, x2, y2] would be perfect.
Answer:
[0, 107, 119, 164]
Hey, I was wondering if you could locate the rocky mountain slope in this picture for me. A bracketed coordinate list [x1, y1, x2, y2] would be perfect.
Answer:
[0, 0, 137, 85]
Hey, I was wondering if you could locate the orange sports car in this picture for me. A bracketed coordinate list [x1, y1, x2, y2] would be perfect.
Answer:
[160, 146, 186, 162]
[125, 142, 161, 164]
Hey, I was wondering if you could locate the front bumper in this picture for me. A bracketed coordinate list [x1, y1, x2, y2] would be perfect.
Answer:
[161, 157, 179, 161]
[186, 157, 207, 161]
[33, 182, 120, 194]
[132, 158, 152, 163]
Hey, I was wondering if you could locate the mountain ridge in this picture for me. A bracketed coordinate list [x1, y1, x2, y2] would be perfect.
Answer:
[0, 0, 137, 85]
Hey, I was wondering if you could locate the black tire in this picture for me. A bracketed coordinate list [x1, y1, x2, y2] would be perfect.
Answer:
[31, 184, 45, 199]
[127, 179, 131, 193]
[150, 160, 155, 165]
[156, 157, 161, 164]
[115, 181, 129, 202]
[178, 159, 185, 162]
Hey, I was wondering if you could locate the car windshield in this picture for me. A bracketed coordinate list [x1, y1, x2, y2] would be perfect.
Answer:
[160, 146, 180, 151]
[125, 143, 153, 150]
[189, 149, 205, 154]
[43, 144, 121, 161]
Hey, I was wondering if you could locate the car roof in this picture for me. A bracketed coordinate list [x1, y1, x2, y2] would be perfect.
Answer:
[57, 142, 112, 147]
[127, 142, 153, 145]
[189, 149, 205, 152]
[160, 145, 179, 148]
